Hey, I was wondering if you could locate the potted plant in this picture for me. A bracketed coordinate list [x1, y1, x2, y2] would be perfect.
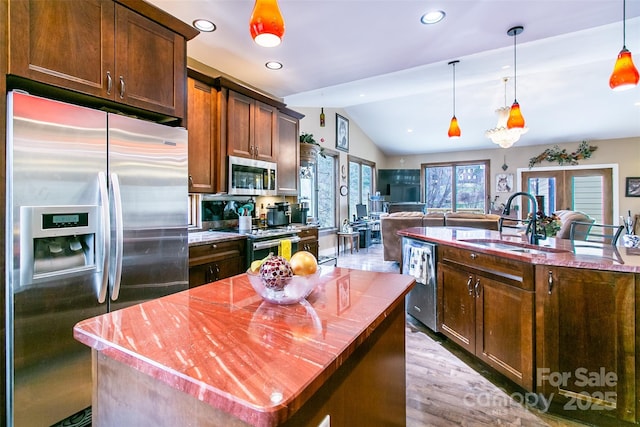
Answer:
[299, 132, 325, 163]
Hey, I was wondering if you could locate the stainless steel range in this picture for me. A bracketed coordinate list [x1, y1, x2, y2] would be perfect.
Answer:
[242, 227, 301, 268]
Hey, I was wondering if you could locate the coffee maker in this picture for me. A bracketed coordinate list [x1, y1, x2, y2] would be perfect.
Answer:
[266, 202, 291, 227]
[290, 201, 309, 225]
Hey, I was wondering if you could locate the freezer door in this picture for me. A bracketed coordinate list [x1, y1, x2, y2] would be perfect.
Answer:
[6, 92, 108, 426]
[107, 114, 188, 311]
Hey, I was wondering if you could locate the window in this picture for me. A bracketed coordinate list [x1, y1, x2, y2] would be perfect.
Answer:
[422, 160, 489, 213]
[317, 152, 338, 228]
[348, 156, 375, 219]
[300, 149, 339, 229]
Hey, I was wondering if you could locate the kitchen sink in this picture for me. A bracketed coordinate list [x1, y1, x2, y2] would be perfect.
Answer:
[460, 239, 571, 254]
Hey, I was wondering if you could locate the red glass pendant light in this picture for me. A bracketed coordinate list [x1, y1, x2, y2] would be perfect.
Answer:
[249, 0, 285, 47]
[506, 26, 525, 130]
[609, 0, 639, 91]
[447, 60, 461, 139]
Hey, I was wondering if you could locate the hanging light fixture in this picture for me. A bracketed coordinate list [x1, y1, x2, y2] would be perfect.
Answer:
[249, 0, 285, 47]
[486, 77, 528, 148]
[506, 26, 526, 129]
[447, 60, 461, 139]
[609, 0, 639, 90]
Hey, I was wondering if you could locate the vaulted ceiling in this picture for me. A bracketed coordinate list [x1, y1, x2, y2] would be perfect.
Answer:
[149, 0, 640, 155]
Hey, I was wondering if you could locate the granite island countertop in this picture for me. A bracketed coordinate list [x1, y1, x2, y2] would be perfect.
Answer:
[73, 267, 414, 426]
[398, 226, 640, 273]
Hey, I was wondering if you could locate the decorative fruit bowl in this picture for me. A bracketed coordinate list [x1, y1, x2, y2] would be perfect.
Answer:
[247, 268, 322, 305]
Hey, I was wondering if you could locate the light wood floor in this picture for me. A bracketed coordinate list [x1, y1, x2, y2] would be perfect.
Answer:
[335, 242, 592, 427]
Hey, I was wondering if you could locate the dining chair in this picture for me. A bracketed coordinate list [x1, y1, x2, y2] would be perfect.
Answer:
[569, 221, 625, 246]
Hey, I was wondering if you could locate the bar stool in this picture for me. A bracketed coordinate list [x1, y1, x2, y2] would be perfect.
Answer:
[337, 231, 360, 254]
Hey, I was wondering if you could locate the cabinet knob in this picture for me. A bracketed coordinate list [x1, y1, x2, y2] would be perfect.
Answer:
[211, 244, 218, 249]
[470, 253, 477, 260]
[189, 175, 193, 186]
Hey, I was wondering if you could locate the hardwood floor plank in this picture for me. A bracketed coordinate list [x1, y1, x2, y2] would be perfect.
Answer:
[336, 243, 592, 427]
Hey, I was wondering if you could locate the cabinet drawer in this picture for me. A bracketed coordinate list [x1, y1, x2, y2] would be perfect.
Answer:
[297, 228, 318, 239]
[189, 256, 245, 288]
[439, 245, 534, 290]
[189, 239, 246, 267]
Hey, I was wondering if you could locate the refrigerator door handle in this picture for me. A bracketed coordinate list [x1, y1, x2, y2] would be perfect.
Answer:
[109, 173, 124, 300]
[98, 172, 110, 303]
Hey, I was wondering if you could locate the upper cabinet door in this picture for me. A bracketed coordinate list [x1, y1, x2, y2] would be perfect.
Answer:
[227, 90, 255, 159]
[8, 0, 189, 121]
[114, 5, 186, 118]
[187, 77, 216, 194]
[9, 0, 115, 98]
[253, 101, 277, 163]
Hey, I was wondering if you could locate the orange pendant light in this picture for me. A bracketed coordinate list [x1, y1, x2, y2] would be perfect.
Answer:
[506, 26, 526, 130]
[609, 0, 639, 91]
[447, 60, 461, 139]
[249, 0, 285, 47]
[448, 116, 461, 139]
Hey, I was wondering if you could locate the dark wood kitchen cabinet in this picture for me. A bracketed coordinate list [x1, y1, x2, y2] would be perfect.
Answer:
[187, 76, 220, 193]
[277, 108, 303, 196]
[297, 227, 319, 259]
[189, 239, 246, 288]
[438, 246, 535, 391]
[535, 266, 637, 425]
[227, 90, 278, 162]
[8, 0, 198, 121]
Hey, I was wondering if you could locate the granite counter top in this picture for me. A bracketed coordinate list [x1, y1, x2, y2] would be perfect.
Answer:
[398, 226, 640, 273]
[73, 267, 414, 426]
[188, 230, 247, 247]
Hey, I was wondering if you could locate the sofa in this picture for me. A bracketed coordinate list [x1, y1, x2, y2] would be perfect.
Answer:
[380, 212, 444, 262]
[379, 211, 501, 262]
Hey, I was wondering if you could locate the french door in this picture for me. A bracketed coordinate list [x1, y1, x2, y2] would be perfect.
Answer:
[521, 168, 613, 224]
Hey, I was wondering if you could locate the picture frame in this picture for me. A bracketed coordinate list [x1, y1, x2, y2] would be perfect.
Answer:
[495, 173, 514, 193]
[337, 276, 351, 315]
[626, 177, 640, 197]
[335, 113, 349, 152]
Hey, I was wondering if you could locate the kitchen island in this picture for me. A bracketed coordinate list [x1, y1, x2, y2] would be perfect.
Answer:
[399, 226, 640, 427]
[73, 267, 414, 426]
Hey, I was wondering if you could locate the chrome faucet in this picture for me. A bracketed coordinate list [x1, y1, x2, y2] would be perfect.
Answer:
[502, 191, 541, 245]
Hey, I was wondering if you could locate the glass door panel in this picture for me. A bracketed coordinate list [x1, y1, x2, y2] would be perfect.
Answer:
[522, 168, 612, 224]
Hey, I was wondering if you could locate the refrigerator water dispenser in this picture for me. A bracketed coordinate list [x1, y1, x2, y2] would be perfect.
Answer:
[20, 205, 98, 286]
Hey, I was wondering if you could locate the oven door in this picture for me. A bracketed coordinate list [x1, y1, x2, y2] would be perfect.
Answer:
[249, 236, 301, 266]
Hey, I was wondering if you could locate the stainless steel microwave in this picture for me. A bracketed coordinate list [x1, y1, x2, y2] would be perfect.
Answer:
[228, 155, 277, 196]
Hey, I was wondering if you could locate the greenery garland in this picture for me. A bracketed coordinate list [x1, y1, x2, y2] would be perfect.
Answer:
[528, 141, 597, 168]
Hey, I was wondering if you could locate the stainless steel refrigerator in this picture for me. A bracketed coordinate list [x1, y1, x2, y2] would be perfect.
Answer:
[5, 91, 189, 426]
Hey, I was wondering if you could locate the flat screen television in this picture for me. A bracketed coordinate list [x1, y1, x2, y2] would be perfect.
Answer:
[389, 184, 421, 203]
[377, 169, 421, 202]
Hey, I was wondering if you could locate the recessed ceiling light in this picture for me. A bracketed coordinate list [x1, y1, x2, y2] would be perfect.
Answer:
[193, 19, 216, 32]
[265, 61, 283, 70]
[420, 10, 445, 25]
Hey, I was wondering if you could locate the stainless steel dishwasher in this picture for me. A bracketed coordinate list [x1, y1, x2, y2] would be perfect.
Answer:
[402, 237, 438, 332]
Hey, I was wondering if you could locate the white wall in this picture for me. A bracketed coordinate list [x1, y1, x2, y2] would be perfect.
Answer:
[383, 136, 640, 220]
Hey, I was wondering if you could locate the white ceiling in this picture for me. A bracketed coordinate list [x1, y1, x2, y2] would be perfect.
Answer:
[149, 0, 640, 155]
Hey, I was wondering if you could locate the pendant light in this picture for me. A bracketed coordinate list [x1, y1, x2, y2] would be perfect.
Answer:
[447, 60, 461, 139]
[485, 77, 528, 148]
[249, 0, 285, 47]
[609, 0, 639, 90]
[506, 26, 525, 129]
